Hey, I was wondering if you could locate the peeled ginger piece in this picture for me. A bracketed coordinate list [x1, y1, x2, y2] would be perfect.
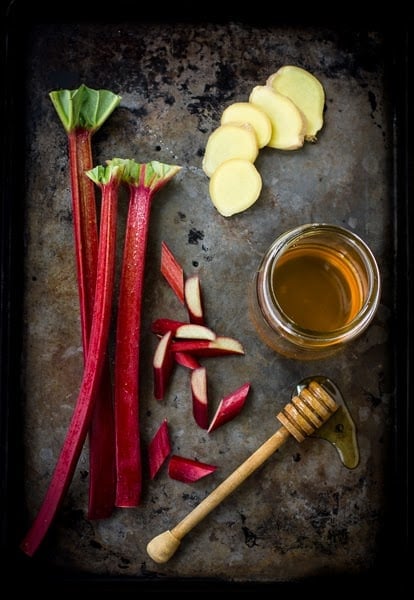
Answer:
[249, 85, 305, 150]
[202, 122, 258, 177]
[209, 158, 262, 217]
[220, 102, 272, 148]
[267, 65, 325, 142]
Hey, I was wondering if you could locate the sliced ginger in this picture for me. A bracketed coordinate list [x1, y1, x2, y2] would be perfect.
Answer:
[209, 158, 262, 217]
[220, 102, 272, 148]
[202, 122, 259, 178]
[267, 65, 325, 142]
[249, 85, 305, 150]
[202, 64, 326, 217]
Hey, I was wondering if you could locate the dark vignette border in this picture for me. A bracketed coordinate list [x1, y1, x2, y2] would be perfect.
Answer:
[1, 3, 411, 592]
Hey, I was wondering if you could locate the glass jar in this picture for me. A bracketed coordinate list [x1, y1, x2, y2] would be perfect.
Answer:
[250, 223, 381, 360]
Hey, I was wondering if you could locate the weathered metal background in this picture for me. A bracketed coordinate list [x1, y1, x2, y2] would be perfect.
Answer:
[21, 23, 394, 582]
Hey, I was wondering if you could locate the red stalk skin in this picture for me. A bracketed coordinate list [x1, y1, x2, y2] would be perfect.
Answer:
[171, 339, 244, 356]
[161, 241, 185, 304]
[20, 177, 120, 557]
[148, 419, 171, 480]
[168, 455, 217, 483]
[68, 130, 116, 520]
[153, 331, 174, 401]
[151, 317, 187, 337]
[113, 182, 153, 507]
[208, 382, 250, 433]
[191, 367, 209, 429]
[174, 351, 201, 370]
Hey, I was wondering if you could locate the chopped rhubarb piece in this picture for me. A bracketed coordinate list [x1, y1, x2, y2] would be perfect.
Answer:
[161, 241, 185, 304]
[168, 455, 217, 483]
[151, 318, 187, 337]
[174, 351, 202, 370]
[184, 274, 205, 325]
[208, 382, 251, 433]
[191, 367, 209, 429]
[171, 336, 245, 357]
[153, 330, 174, 400]
[174, 323, 216, 341]
[148, 419, 171, 479]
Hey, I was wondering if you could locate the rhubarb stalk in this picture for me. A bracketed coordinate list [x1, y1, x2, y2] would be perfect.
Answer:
[111, 159, 181, 507]
[20, 163, 124, 556]
[49, 85, 121, 519]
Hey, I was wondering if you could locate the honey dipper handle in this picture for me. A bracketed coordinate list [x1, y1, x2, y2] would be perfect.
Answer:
[146, 426, 291, 563]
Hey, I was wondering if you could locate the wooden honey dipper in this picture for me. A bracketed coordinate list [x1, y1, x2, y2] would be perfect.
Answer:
[146, 379, 339, 563]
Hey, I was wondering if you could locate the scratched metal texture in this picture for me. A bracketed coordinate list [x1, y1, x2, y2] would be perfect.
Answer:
[20, 23, 394, 583]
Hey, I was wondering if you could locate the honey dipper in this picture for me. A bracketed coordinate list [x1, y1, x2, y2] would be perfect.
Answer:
[146, 379, 339, 563]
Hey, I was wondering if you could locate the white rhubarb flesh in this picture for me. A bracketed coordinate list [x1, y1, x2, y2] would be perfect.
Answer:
[191, 367, 209, 429]
[184, 274, 204, 325]
[153, 330, 174, 400]
[174, 323, 216, 341]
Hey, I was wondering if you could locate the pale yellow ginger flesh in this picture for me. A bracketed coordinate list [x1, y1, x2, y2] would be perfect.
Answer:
[267, 65, 325, 142]
[220, 102, 272, 148]
[249, 85, 305, 150]
[202, 122, 259, 177]
[209, 158, 262, 217]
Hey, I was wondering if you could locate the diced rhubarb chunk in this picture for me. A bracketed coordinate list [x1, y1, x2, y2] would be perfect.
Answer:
[151, 318, 187, 337]
[174, 351, 202, 370]
[184, 274, 205, 325]
[148, 419, 171, 479]
[168, 455, 217, 483]
[171, 336, 244, 357]
[174, 323, 216, 341]
[191, 367, 209, 429]
[208, 382, 250, 432]
[161, 241, 185, 304]
[153, 330, 174, 400]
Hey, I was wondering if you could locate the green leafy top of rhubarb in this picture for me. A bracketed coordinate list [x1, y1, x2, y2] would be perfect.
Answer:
[109, 158, 181, 191]
[49, 84, 122, 133]
[86, 163, 125, 186]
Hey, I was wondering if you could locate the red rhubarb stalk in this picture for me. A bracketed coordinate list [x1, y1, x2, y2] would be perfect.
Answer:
[49, 85, 121, 519]
[111, 159, 181, 507]
[20, 163, 124, 556]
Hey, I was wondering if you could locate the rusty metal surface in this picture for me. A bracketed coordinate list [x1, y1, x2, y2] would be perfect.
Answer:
[21, 23, 394, 583]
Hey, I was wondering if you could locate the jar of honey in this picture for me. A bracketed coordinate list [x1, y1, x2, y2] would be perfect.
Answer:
[250, 223, 381, 359]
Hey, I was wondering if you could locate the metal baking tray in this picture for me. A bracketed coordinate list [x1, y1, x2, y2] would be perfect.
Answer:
[1, 8, 410, 591]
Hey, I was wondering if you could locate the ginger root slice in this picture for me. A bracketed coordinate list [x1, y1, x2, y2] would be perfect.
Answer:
[220, 102, 272, 148]
[202, 122, 259, 178]
[209, 158, 262, 217]
[267, 65, 325, 142]
[249, 85, 306, 150]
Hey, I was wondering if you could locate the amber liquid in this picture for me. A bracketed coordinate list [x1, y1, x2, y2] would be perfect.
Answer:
[272, 245, 364, 332]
